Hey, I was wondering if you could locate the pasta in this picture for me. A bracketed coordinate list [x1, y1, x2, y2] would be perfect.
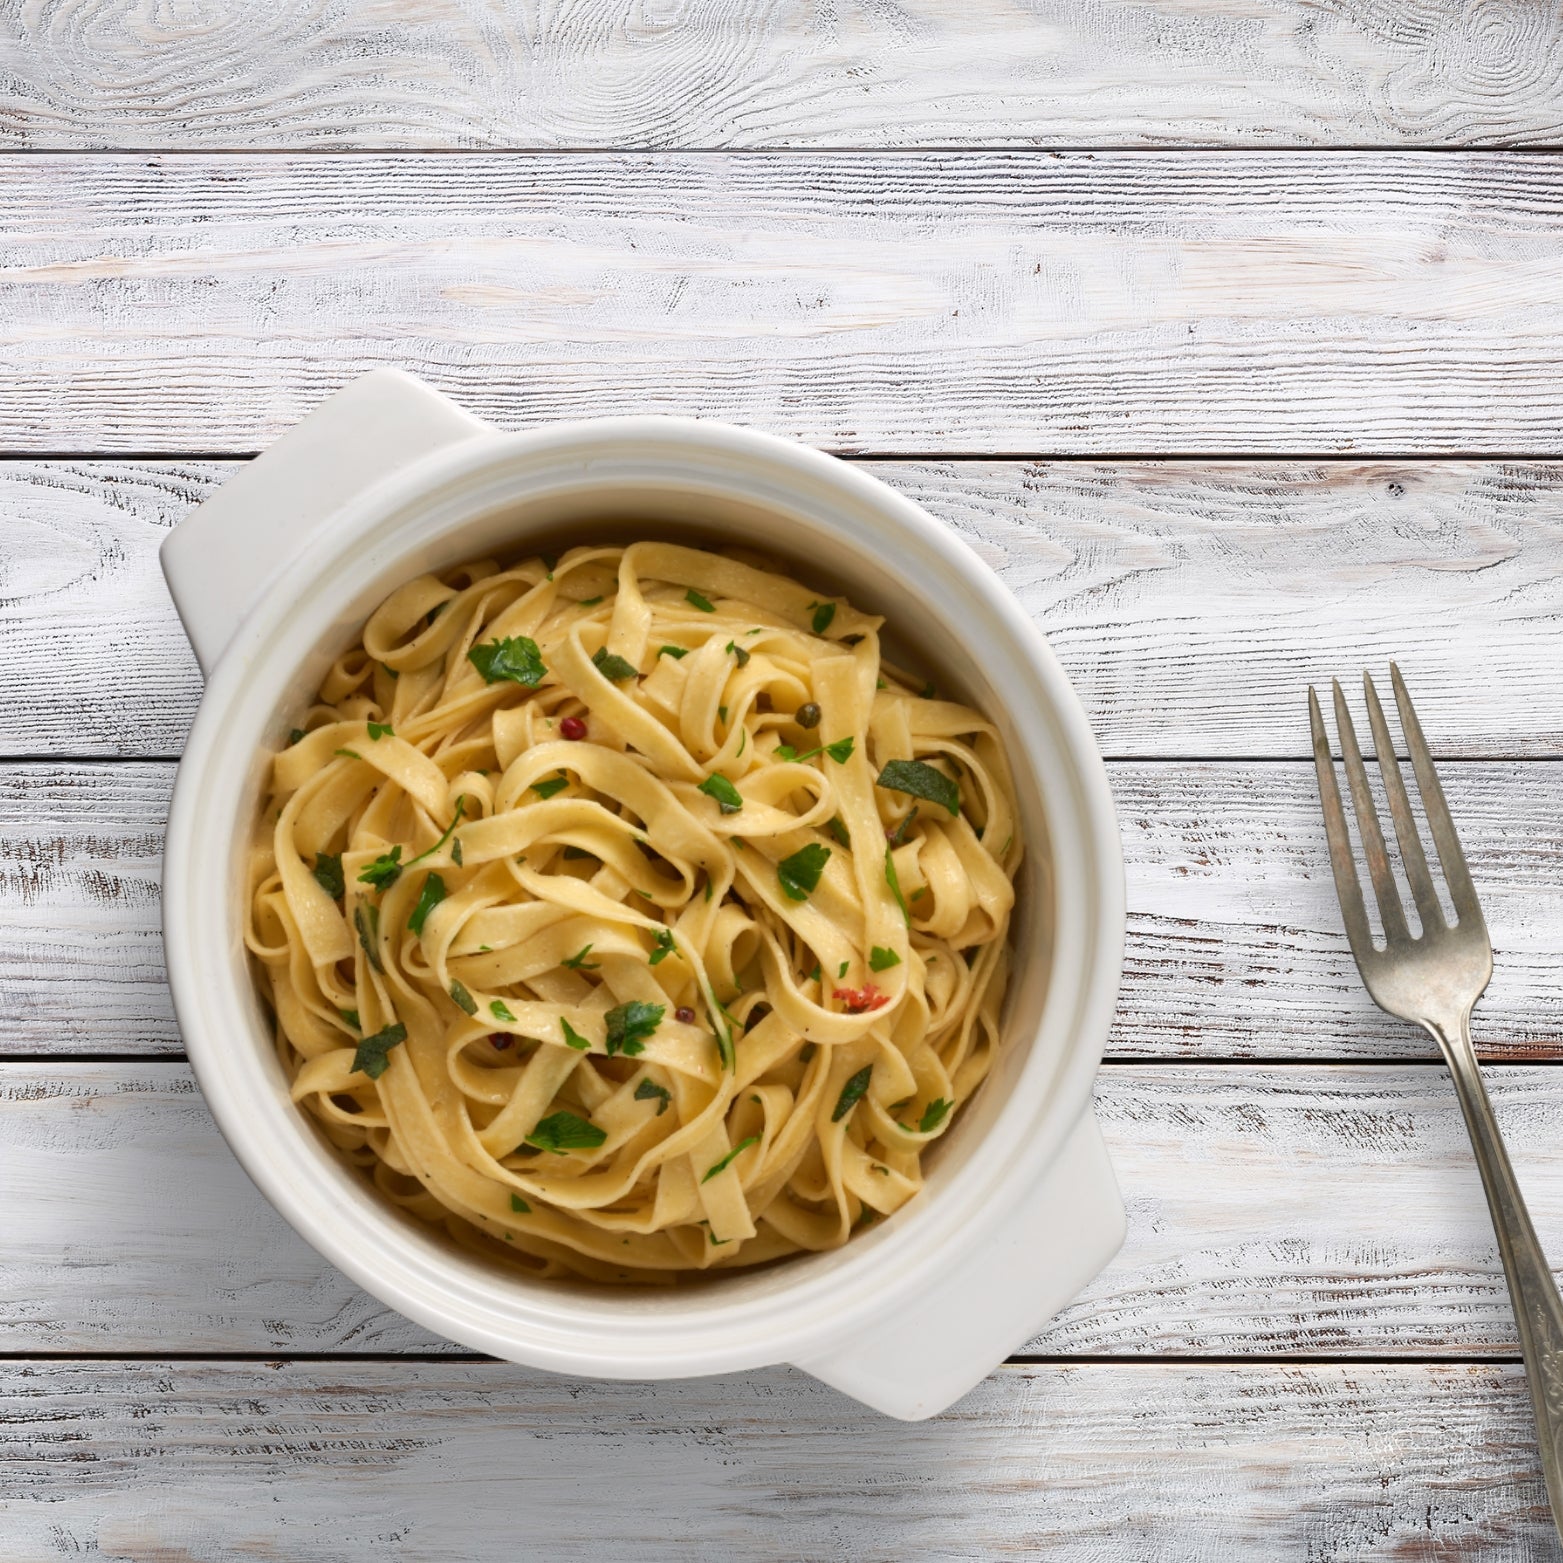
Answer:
[248, 541, 1021, 1281]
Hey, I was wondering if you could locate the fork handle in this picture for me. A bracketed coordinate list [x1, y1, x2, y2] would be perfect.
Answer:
[1432, 1012, 1563, 1540]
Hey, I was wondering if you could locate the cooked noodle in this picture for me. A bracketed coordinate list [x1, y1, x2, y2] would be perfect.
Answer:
[248, 542, 1021, 1281]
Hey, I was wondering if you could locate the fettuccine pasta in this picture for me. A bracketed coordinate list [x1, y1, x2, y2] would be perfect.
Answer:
[249, 541, 1020, 1281]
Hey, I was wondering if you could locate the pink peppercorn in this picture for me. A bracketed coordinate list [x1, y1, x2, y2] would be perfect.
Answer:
[489, 1033, 512, 1050]
[674, 1006, 696, 1025]
[560, 715, 588, 741]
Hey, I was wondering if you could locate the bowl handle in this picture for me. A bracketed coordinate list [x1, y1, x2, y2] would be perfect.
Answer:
[790, 1106, 1126, 1420]
[159, 369, 493, 674]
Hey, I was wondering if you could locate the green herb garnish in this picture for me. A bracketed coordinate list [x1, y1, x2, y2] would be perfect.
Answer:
[778, 843, 830, 902]
[605, 1000, 664, 1057]
[354, 903, 383, 972]
[561, 944, 599, 971]
[698, 773, 743, 814]
[809, 601, 836, 635]
[468, 635, 546, 688]
[649, 928, 677, 966]
[406, 795, 467, 867]
[579, 595, 603, 607]
[525, 1111, 606, 1154]
[591, 647, 640, 681]
[490, 999, 516, 1022]
[351, 1022, 407, 1080]
[725, 640, 751, 668]
[838, 960, 850, 978]
[869, 946, 901, 973]
[339, 1008, 360, 1030]
[333, 747, 362, 761]
[449, 980, 478, 1015]
[358, 846, 403, 891]
[407, 872, 446, 935]
[312, 852, 344, 900]
[686, 588, 715, 612]
[288, 728, 306, 745]
[826, 816, 851, 848]
[531, 774, 569, 800]
[367, 720, 394, 741]
[888, 804, 919, 848]
[919, 1097, 952, 1134]
[701, 1136, 760, 1184]
[876, 758, 959, 816]
[635, 1077, 671, 1116]
[560, 1018, 591, 1051]
[658, 644, 688, 660]
[778, 736, 854, 766]
[885, 848, 911, 925]
[510, 1193, 531, 1213]
[832, 1065, 872, 1123]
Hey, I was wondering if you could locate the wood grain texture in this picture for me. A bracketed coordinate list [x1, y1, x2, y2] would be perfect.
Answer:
[9, 457, 1563, 762]
[11, 1061, 1563, 1357]
[3, 0, 1563, 151]
[14, 758, 1563, 1061]
[0, 1359, 1553, 1559]
[4, 154, 1563, 454]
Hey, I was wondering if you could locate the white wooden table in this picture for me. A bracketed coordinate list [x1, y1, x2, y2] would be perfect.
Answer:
[5, 5, 1563, 1557]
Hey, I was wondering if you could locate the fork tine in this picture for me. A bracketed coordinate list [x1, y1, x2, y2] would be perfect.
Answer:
[1390, 663, 1484, 928]
[1309, 685, 1377, 959]
[1332, 678, 1410, 943]
[1362, 671, 1444, 933]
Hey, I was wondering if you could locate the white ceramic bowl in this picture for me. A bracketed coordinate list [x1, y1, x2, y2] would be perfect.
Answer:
[160, 369, 1125, 1420]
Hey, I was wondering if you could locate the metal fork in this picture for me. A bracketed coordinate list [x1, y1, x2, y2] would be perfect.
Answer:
[1311, 665, 1563, 1542]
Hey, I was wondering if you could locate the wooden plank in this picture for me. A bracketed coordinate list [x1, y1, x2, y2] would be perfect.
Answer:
[10, 1061, 1563, 1357]
[0, 1359, 1551, 1558]
[9, 758, 1563, 1061]
[8, 457, 1563, 761]
[3, 1, 1563, 152]
[4, 154, 1563, 454]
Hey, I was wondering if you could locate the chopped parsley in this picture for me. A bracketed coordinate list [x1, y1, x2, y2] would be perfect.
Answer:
[832, 1065, 872, 1123]
[339, 1008, 360, 1030]
[407, 795, 467, 867]
[449, 980, 478, 1016]
[591, 647, 640, 681]
[605, 1000, 664, 1057]
[353, 904, 383, 972]
[877, 758, 960, 817]
[490, 999, 516, 1022]
[579, 595, 604, 607]
[562, 944, 599, 971]
[826, 816, 851, 848]
[312, 852, 344, 900]
[288, 728, 306, 745]
[468, 635, 546, 687]
[333, 747, 362, 761]
[919, 1097, 953, 1134]
[686, 588, 716, 612]
[698, 773, 743, 814]
[358, 846, 403, 891]
[560, 1018, 591, 1051]
[407, 872, 447, 935]
[920, 680, 937, 699]
[510, 1193, 531, 1213]
[809, 601, 836, 635]
[658, 644, 688, 660]
[777, 842, 830, 902]
[531, 773, 569, 800]
[888, 804, 920, 848]
[838, 960, 850, 978]
[649, 927, 677, 966]
[869, 946, 901, 973]
[351, 1022, 407, 1080]
[635, 1077, 671, 1116]
[452, 837, 464, 866]
[525, 1111, 606, 1154]
[776, 736, 854, 766]
[367, 720, 394, 741]
[725, 640, 752, 668]
[701, 1136, 760, 1184]
[885, 848, 911, 925]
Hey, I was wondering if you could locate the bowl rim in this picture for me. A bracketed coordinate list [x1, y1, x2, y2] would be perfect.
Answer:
[163, 415, 1125, 1376]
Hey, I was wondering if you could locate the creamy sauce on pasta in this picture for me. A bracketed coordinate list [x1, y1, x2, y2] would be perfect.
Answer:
[249, 541, 1020, 1281]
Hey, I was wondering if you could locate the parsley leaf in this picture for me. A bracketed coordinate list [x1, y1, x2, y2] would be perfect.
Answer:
[357, 847, 403, 891]
[686, 588, 716, 612]
[510, 1193, 531, 1213]
[407, 796, 467, 867]
[701, 1135, 760, 1184]
[649, 927, 677, 966]
[367, 720, 393, 741]
[579, 595, 604, 607]
[333, 747, 362, 761]
[725, 640, 751, 668]
[885, 848, 911, 926]
[832, 1064, 873, 1123]
[490, 999, 516, 1022]
[288, 728, 306, 745]
[561, 943, 599, 971]
[783, 735, 855, 765]
[531, 774, 569, 800]
[919, 1097, 953, 1134]
[876, 758, 960, 816]
[407, 872, 446, 935]
[339, 1008, 360, 1030]
[606, 1000, 664, 1057]
[635, 1077, 671, 1115]
[778, 842, 830, 902]
[888, 804, 919, 848]
[809, 601, 836, 635]
[560, 1018, 591, 1051]
[591, 646, 640, 681]
[351, 1022, 407, 1080]
[658, 644, 688, 660]
[838, 960, 849, 978]
[451, 837, 464, 867]
[354, 904, 383, 972]
[312, 852, 344, 900]
[468, 636, 546, 687]
[826, 816, 851, 848]
[869, 946, 902, 973]
[698, 773, 743, 814]
[525, 1111, 606, 1154]
[449, 980, 478, 1016]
